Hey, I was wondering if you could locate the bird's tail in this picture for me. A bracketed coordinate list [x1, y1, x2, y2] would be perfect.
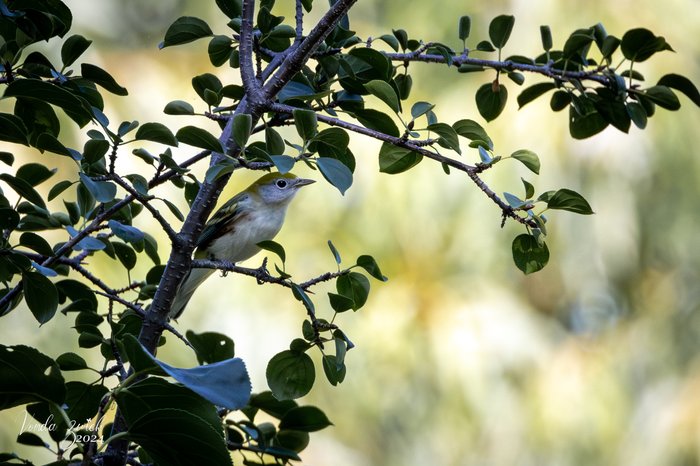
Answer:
[169, 268, 214, 320]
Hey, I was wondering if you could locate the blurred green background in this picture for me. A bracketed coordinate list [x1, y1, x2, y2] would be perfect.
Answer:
[1, 0, 700, 464]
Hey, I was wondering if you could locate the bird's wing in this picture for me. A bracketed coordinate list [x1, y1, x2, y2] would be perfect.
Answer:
[195, 193, 248, 253]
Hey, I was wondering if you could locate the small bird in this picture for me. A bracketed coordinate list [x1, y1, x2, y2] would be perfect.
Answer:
[169, 172, 315, 319]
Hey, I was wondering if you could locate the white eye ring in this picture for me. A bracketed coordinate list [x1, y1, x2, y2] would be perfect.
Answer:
[275, 179, 288, 188]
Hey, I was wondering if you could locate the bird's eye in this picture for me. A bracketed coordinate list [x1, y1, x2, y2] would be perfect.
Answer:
[275, 179, 288, 188]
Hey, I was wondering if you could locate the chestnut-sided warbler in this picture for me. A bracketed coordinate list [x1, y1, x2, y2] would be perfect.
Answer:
[168, 172, 315, 319]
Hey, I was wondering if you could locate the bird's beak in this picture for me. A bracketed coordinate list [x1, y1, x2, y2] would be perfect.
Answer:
[295, 178, 315, 187]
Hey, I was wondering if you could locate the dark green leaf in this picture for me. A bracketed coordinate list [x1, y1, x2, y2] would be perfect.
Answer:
[160, 16, 214, 48]
[569, 104, 608, 139]
[257, 240, 286, 263]
[17, 432, 47, 447]
[328, 292, 354, 313]
[0, 345, 65, 409]
[270, 155, 296, 174]
[22, 271, 58, 324]
[522, 178, 535, 199]
[336, 271, 370, 310]
[135, 122, 178, 146]
[266, 350, 315, 400]
[356, 255, 387, 281]
[657, 74, 700, 107]
[512, 234, 549, 274]
[511, 149, 540, 174]
[232, 113, 252, 148]
[476, 82, 508, 121]
[35, 133, 72, 157]
[364, 79, 400, 113]
[550, 90, 571, 111]
[643, 86, 680, 110]
[293, 109, 318, 140]
[265, 127, 286, 155]
[279, 406, 332, 432]
[164, 100, 195, 115]
[353, 109, 400, 137]
[453, 119, 493, 148]
[476, 40, 496, 52]
[186, 331, 235, 365]
[176, 126, 224, 152]
[0, 208, 20, 230]
[540, 25, 553, 51]
[0, 113, 29, 145]
[3, 79, 93, 127]
[378, 143, 422, 174]
[16, 163, 55, 187]
[327, 240, 341, 264]
[489, 15, 515, 48]
[427, 123, 461, 154]
[127, 408, 233, 466]
[517, 82, 556, 108]
[61, 34, 92, 67]
[56, 352, 88, 371]
[215, 0, 242, 18]
[20, 232, 53, 256]
[0, 152, 14, 165]
[81, 63, 128, 96]
[627, 102, 647, 129]
[547, 188, 594, 214]
[208, 35, 233, 66]
[621, 28, 673, 63]
[317, 157, 353, 195]
[0, 174, 45, 208]
[459, 16, 471, 41]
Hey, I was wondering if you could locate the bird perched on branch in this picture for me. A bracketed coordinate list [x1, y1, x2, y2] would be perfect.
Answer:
[169, 172, 315, 319]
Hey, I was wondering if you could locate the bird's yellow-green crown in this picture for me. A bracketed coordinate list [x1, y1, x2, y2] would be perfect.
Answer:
[246, 172, 298, 190]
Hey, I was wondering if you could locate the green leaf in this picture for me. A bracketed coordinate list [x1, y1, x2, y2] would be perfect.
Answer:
[522, 178, 535, 199]
[353, 109, 400, 137]
[3, 79, 93, 127]
[16, 163, 55, 187]
[20, 232, 53, 256]
[208, 35, 233, 66]
[0, 345, 65, 409]
[266, 350, 315, 400]
[540, 25, 553, 51]
[378, 142, 422, 174]
[336, 271, 370, 310]
[550, 90, 571, 111]
[356, 255, 387, 281]
[626, 102, 647, 129]
[56, 352, 88, 371]
[135, 122, 178, 146]
[265, 127, 286, 155]
[510, 149, 540, 174]
[215, 0, 242, 18]
[458, 16, 471, 41]
[427, 123, 461, 154]
[546, 188, 594, 214]
[113, 242, 137, 270]
[0, 208, 19, 230]
[643, 86, 680, 111]
[317, 157, 353, 195]
[476, 40, 496, 52]
[160, 16, 214, 48]
[364, 79, 400, 113]
[476, 82, 508, 121]
[293, 109, 318, 140]
[569, 103, 608, 139]
[0, 174, 46, 208]
[164, 100, 195, 115]
[453, 119, 493, 148]
[79, 173, 116, 203]
[35, 133, 72, 157]
[620, 28, 673, 63]
[328, 292, 354, 313]
[185, 331, 235, 365]
[81, 63, 128, 96]
[504, 192, 526, 208]
[322, 354, 346, 386]
[61, 34, 92, 67]
[489, 15, 515, 49]
[0, 151, 15, 165]
[512, 234, 549, 274]
[0, 113, 29, 145]
[327, 240, 342, 264]
[279, 406, 333, 432]
[232, 113, 252, 147]
[127, 408, 233, 466]
[257, 240, 286, 263]
[517, 82, 556, 108]
[17, 432, 47, 447]
[22, 271, 58, 324]
[657, 74, 700, 107]
[176, 125, 224, 152]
